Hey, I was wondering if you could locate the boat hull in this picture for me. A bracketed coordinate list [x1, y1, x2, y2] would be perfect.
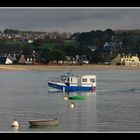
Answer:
[48, 81, 96, 92]
[68, 96, 85, 100]
[29, 119, 59, 126]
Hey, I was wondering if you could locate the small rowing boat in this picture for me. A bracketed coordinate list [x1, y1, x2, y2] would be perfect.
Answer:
[68, 95, 85, 100]
[29, 118, 59, 126]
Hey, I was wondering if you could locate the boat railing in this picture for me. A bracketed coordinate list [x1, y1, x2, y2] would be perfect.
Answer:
[48, 77, 63, 83]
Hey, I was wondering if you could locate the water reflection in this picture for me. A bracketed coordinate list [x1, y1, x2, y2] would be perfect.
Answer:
[65, 91, 96, 97]
[28, 125, 58, 131]
[10, 126, 20, 132]
[48, 89, 62, 94]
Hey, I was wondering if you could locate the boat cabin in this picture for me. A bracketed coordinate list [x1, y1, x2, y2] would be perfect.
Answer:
[61, 75, 96, 87]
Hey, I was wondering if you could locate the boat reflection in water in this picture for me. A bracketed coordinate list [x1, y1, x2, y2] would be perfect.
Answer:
[65, 91, 96, 98]
[48, 87, 96, 97]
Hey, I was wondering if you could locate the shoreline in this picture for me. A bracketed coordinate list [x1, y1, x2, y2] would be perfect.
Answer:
[0, 64, 140, 71]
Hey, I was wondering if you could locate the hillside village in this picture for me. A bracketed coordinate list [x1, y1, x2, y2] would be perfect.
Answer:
[0, 29, 140, 66]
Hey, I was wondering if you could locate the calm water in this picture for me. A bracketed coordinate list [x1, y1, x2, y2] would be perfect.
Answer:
[0, 69, 140, 132]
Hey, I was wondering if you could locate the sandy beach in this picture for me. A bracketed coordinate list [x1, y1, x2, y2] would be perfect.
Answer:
[0, 64, 140, 71]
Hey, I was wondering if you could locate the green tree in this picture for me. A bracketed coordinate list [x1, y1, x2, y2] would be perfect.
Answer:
[22, 44, 34, 55]
[33, 39, 44, 48]
[3, 29, 19, 34]
[53, 49, 66, 63]
[64, 45, 77, 57]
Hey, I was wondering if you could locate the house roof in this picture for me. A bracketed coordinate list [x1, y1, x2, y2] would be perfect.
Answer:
[18, 55, 26, 63]
[111, 54, 121, 62]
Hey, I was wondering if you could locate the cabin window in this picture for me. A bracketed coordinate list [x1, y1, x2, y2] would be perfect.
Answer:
[90, 78, 95, 82]
[71, 78, 73, 82]
[82, 78, 87, 82]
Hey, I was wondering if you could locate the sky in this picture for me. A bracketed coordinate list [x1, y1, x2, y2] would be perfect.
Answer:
[0, 7, 140, 33]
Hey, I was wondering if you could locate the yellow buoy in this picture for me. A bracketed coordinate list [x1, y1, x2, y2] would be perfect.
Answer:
[63, 96, 68, 100]
[11, 119, 20, 128]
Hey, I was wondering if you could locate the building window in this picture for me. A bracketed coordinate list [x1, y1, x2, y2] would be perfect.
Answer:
[90, 78, 95, 82]
[82, 78, 87, 82]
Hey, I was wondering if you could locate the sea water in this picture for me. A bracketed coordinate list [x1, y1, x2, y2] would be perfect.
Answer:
[0, 69, 140, 132]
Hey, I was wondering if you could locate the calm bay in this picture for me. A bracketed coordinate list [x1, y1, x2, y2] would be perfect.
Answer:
[0, 70, 140, 132]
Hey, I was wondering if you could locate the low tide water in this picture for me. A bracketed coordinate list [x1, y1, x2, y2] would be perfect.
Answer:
[0, 69, 140, 132]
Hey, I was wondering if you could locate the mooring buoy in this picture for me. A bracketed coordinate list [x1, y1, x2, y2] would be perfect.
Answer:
[11, 119, 20, 128]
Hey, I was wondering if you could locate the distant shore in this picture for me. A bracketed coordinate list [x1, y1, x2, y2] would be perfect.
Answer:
[0, 64, 140, 71]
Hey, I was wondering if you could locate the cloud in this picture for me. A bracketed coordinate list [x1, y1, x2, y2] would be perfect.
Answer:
[0, 8, 140, 33]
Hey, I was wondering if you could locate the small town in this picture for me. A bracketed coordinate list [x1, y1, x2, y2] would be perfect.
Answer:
[0, 28, 140, 66]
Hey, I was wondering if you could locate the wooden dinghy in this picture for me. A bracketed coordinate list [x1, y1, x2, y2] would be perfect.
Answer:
[29, 118, 59, 126]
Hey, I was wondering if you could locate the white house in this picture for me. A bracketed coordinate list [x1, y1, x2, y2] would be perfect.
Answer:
[121, 54, 140, 66]
[28, 40, 33, 43]
[0, 56, 13, 64]
[5, 57, 13, 64]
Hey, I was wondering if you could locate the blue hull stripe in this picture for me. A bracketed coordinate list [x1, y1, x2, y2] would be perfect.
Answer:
[48, 82, 96, 92]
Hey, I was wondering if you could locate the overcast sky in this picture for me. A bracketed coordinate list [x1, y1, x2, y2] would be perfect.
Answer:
[0, 7, 140, 33]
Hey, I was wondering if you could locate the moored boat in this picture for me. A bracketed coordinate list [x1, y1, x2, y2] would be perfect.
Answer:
[29, 118, 59, 126]
[68, 95, 85, 100]
[48, 72, 96, 92]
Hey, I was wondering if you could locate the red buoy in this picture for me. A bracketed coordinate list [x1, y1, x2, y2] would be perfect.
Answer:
[92, 83, 94, 92]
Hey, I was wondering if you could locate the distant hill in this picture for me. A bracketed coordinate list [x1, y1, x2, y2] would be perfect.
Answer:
[114, 29, 140, 34]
